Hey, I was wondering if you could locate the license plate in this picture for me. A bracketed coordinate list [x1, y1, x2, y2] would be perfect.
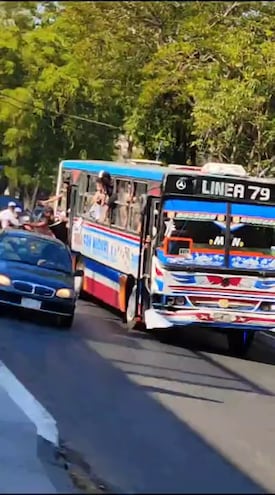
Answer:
[213, 312, 235, 323]
[21, 298, 41, 310]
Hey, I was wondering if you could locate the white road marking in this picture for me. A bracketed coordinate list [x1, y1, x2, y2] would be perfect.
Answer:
[0, 361, 59, 446]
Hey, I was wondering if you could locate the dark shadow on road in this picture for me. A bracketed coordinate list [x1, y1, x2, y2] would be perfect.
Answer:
[138, 384, 223, 403]
[76, 298, 275, 368]
[0, 317, 267, 494]
[73, 309, 274, 397]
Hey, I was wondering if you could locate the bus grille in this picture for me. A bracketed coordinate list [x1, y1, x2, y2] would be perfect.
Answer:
[188, 296, 257, 311]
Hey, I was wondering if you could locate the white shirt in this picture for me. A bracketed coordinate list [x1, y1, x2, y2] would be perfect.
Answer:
[0, 209, 19, 229]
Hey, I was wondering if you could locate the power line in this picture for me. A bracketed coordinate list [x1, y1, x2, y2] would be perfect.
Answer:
[0, 91, 122, 130]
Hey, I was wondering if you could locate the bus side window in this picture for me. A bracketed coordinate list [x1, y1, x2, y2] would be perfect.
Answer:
[77, 172, 88, 215]
[83, 174, 97, 215]
[112, 179, 132, 229]
[129, 181, 148, 233]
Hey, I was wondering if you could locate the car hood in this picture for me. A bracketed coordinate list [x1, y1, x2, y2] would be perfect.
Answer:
[0, 260, 74, 289]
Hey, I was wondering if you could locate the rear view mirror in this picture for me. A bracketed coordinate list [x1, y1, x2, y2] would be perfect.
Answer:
[74, 269, 84, 277]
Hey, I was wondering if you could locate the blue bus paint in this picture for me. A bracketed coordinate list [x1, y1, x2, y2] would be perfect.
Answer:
[85, 256, 121, 284]
[62, 160, 165, 182]
[231, 203, 275, 219]
[163, 199, 227, 213]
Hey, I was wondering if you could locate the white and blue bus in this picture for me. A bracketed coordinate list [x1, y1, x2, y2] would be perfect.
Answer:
[56, 159, 275, 355]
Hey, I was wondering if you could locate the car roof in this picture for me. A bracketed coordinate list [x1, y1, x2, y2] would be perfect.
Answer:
[1, 229, 66, 247]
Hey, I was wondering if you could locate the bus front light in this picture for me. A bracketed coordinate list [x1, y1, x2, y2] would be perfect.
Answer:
[261, 303, 271, 311]
[175, 297, 186, 306]
[166, 297, 175, 306]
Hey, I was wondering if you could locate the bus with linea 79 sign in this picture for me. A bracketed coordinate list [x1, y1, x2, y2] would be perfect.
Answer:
[57, 160, 275, 356]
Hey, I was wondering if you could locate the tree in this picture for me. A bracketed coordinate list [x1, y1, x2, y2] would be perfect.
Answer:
[0, 1, 122, 205]
[1, 0, 275, 204]
[123, 1, 275, 170]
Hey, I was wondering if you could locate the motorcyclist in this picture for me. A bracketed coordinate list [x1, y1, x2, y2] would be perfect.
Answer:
[0, 201, 19, 229]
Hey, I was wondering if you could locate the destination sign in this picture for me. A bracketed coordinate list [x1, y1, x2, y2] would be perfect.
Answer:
[163, 174, 275, 205]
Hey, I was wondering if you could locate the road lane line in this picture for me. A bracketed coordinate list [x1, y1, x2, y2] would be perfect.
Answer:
[0, 360, 58, 446]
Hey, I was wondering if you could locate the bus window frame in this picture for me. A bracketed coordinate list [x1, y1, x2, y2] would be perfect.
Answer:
[155, 196, 232, 268]
[76, 172, 88, 216]
[70, 167, 156, 238]
[136, 195, 160, 316]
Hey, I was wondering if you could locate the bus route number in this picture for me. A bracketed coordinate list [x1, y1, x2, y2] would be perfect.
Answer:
[247, 186, 270, 202]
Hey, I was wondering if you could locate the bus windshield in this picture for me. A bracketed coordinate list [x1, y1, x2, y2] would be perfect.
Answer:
[158, 199, 275, 269]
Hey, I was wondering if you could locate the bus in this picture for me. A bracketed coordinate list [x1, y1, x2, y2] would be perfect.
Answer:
[56, 159, 275, 355]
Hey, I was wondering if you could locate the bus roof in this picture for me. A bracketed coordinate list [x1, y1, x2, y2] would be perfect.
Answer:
[61, 159, 165, 182]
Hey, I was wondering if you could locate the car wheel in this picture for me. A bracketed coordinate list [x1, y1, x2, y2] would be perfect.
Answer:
[56, 314, 74, 329]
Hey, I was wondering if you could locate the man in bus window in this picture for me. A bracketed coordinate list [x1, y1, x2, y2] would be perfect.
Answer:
[89, 178, 108, 221]
[98, 171, 113, 197]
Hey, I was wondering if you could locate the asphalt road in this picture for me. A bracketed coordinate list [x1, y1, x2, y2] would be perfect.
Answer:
[1, 300, 275, 493]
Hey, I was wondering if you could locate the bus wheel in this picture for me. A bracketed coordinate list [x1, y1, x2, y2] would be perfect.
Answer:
[126, 286, 144, 331]
[227, 330, 255, 357]
[75, 261, 88, 300]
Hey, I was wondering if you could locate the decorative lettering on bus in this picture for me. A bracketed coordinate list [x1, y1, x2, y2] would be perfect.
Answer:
[209, 237, 244, 247]
[201, 180, 271, 202]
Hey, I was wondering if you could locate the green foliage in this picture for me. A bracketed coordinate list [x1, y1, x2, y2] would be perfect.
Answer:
[0, 0, 275, 206]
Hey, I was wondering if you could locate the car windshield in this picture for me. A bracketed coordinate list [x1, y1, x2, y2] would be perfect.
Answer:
[0, 233, 72, 273]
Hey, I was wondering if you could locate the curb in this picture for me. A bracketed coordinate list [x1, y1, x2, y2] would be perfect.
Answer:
[0, 361, 58, 446]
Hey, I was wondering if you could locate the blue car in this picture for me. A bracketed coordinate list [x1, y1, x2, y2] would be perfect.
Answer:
[0, 229, 83, 328]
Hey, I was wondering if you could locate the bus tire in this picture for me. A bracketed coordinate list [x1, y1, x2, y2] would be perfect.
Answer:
[227, 330, 255, 357]
[121, 275, 135, 323]
[75, 260, 89, 300]
[125, 285, 144, 331]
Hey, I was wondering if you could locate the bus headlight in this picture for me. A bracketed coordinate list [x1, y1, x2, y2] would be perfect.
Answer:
[0, 275, 11, 287]
[166, 297, 175, 306]
[175, 297, 186, 306]
[56, 288, 74, 299]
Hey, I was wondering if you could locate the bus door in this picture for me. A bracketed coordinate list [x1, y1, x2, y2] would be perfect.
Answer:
[136, 196, 159, 315]
[68, 184, 80, 251]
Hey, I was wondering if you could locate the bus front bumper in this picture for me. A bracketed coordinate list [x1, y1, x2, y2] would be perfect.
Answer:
[144, 308, 275, 332]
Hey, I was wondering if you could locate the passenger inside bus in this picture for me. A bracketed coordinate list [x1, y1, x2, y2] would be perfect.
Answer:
[89, 178, 108, 222]
[81, 171, 148, 233]
[99, 171, 114, 197]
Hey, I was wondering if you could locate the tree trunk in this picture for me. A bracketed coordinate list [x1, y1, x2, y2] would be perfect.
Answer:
[30, 182, 40, 211]
[8, 182, 16, 198]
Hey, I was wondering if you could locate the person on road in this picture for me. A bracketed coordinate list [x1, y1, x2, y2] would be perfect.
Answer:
[38, 193, 63, 207]
[0, 201, 20, 229]
[23, 206, 56, 237]
[24, 206, 69, 244]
